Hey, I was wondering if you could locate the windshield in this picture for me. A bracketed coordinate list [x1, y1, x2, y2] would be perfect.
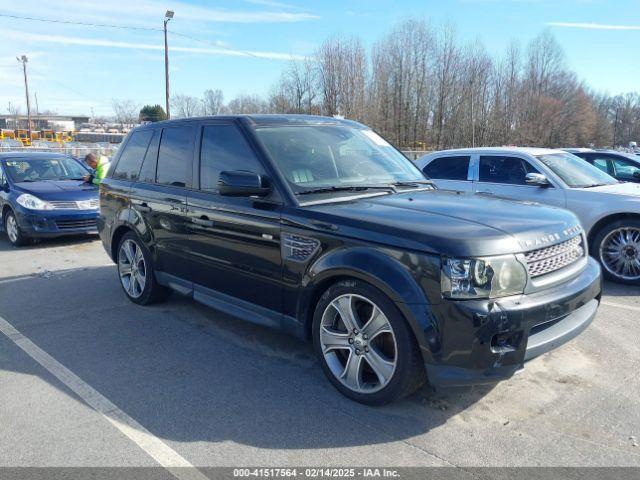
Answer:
[2, 157, 88, 183]
[254, 125, 426, 194]
[536, 153, 618, 188]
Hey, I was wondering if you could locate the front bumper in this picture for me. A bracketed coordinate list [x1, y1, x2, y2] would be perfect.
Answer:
[424, 256, 601, 387]
[13, 207, 99, 237]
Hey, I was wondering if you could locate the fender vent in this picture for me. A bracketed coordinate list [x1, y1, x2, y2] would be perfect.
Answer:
[282, 233, 320, 262]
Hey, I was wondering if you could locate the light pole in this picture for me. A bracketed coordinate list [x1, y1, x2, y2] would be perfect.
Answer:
[16, 55, 32, 137]
[164, 10, 174, 120]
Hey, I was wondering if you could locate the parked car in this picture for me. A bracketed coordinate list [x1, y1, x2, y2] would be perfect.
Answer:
[0, 152, 99, 246]
[417, 147, 640, 284]
[564, 148, 640, 183]
[98, 116, 600, 404]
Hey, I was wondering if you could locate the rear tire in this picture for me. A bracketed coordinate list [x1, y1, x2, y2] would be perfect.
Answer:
[312, 279, 425, 405]
[117, 231, 170, 305]
[4, 210, 28, 247]
[592, 219, 640, 285]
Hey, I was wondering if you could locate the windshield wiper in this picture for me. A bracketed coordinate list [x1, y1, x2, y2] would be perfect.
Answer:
[581, 183, 608, 188]
[296, 185, 397, 196]
[391, 180, 433, 188]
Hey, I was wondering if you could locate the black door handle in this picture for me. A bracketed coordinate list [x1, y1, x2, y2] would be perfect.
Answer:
[192, 216, 214, 227]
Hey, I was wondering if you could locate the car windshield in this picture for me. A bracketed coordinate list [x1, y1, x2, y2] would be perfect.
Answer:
[536, 153, 618, 188]
[254, 125, 426, 194]
[2, 157, 88, 183]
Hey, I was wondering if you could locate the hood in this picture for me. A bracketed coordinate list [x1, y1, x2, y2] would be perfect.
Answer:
[301, 190, 581, 257]
[573, 182, 640, 197]
[13, 180, 98, 201]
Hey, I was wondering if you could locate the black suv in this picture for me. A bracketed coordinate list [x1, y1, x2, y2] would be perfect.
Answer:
[98, 115, 601, 404]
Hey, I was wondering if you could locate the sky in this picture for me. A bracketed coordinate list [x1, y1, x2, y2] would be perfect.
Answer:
[0, 0, 639, 117]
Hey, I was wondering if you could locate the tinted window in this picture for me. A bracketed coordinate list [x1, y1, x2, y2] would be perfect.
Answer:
[200, 125, 264, 191]
[479, 156, 540, 185]
[424, 156, 470, 180]
[112, 130, 153, 181]
[156, 126, 194, 187]
[139, 130, 160, 183]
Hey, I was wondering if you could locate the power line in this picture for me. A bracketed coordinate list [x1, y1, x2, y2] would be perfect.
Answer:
[0, 13, 279, 61]
[0, 13, 162, 32]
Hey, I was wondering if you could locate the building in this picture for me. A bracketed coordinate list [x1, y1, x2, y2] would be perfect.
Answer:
[0, 114, 90, 131]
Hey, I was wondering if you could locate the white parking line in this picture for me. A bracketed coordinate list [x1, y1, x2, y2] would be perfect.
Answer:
[0, 315, 210, 480]
[601, 300, 640, 313]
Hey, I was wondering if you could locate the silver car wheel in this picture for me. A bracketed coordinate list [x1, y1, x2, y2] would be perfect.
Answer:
[320, 294, 397, 394]
[600, 227, 640, 281]
[118, 239, 147, 298]
[6, 214, 19, 243]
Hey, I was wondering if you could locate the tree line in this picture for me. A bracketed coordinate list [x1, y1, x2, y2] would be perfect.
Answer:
[138, 19, 640, 150]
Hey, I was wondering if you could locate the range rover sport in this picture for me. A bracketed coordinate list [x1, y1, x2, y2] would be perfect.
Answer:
[98, 115, 601, 405]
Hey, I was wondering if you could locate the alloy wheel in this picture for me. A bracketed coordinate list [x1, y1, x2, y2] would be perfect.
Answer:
[320, 294, 397, 394]
[118, 239, 147, 298]
[600, 227, 640, 281]
[6, 214, 18, 244]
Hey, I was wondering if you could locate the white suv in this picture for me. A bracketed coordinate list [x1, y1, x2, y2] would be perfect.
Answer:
[416, 147, 640, 285]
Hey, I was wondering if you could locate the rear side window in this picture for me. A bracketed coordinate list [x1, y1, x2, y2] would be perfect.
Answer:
[199, 124, 265, 191]
[112, 130, 153, 181]
[138, 130, 160, 183]
[156, 126, 194, 187]
[479, 156, 539, 185]
[424, 156, 470, 180]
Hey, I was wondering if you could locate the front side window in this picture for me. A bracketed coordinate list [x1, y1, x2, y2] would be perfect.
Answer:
[424, 156, 470, 180]
[156, 126, 194, 187]
[611, 156, 640, 179]
[537, 153, 617, 188]
[200, 125, 265, 191]
[479, 156, 539, 185]
[2, 157, 87, 183]
[254, 125, 424, 193]
[112, 130, 153, 181]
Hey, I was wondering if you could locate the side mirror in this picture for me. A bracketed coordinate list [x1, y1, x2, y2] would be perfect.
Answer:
[0, 182, 8, 193]
[218, 170, 272, 197]
[525, 173, 550, 187]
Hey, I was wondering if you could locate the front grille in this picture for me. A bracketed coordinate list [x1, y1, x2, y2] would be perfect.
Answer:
[50, 199, 99, 210]
[50, 201, 79, 210]
[524, 235, 584, 278]
[55, 218, 98, 230]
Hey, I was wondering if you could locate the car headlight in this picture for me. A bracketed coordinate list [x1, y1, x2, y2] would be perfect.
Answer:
[441, 255, 527, 299]
[16, 193, 54, 210]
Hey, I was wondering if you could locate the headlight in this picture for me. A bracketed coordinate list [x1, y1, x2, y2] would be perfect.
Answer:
[16, 193, 54, 210]
[441, 255, 527, 299]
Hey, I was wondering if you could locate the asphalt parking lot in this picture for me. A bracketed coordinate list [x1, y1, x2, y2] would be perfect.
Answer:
[0, 234, 639, 472]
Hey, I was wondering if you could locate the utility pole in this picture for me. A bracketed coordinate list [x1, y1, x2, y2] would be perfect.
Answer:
[164, 10, 174, 120]
[16, 55, 32, 137]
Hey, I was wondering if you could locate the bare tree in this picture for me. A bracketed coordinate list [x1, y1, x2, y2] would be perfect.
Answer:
[227, 94, 269, 114]
[202, 89, 224, 116]
[171, 94, 202, 118]
[112, 99, 140, 126]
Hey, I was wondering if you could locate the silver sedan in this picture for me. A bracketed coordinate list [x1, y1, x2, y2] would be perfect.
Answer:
[416, 147, 640, 285]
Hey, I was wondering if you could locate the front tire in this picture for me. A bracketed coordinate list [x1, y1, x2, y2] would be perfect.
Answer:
[312, 280, 425, 405]
[592, 219, 640, 285]
[4, 210, 28, 246]
[117, 231, 170, 304]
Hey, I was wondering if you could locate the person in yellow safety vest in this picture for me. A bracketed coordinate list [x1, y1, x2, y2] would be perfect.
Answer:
[83, 153, 111, 185]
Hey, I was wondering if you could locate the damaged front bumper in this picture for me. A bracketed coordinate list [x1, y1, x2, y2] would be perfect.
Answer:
[423, 256, 601, 387]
